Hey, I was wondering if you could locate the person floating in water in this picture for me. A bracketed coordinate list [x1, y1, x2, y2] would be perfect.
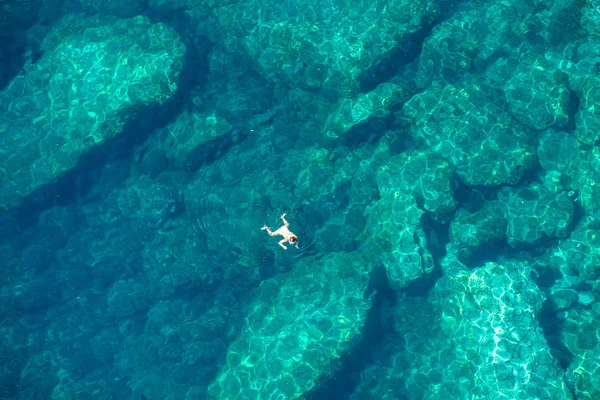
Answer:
[261, 213, 299, 250]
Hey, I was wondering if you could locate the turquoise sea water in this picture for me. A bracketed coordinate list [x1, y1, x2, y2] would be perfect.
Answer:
[1, 0, 599, 399]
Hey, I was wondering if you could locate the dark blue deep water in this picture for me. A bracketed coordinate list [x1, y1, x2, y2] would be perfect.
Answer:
[1, 0, 599, 399]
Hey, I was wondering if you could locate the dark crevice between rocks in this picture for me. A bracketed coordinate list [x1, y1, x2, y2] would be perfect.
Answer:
[147, 6, 284, 121]
[564, 89, 581, 134]
[388, 130, 415, 156]
[566, 195, 586, 237]
[419, 211, 449, 290]
[0, 0, 46, 89]
[146, 9, 214, 96]
[455, 228, 561, 272]
[0, 34, 29, 91]
[165, 270, 267, 398]
[306, 264, 397, 400]
[358, 37, 424, 93]
[461, 226, 537, 268]
[519, 157, 545, 186]
[412, 193, 450, 261]
[539, 304, 574, 373]
[503, 237, 561, 264]
[357, 0, 470, 95]
[451, 174, 497, 213]
[386, 114, 417, 156]
[404, 262, 444, 300]
[335, 115, 395, 151]
[435, 0, 470, 16]
[536, 293, 574, 371]
[181, 126, 247, 174]
[449, 156, 575, 267]
[455, 239, 507, 270]
[526, 262, 575, 375]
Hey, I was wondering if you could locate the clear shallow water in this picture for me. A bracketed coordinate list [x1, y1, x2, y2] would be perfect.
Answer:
[0, 0, 599, 399]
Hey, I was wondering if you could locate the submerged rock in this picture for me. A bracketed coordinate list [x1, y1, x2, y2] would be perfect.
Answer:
[403, 80, 536, 187]
[0, 15, 185, 209]
[209, 0, 436, 96]
[207, 251, 373, 399]
[350, 260, 573, 400]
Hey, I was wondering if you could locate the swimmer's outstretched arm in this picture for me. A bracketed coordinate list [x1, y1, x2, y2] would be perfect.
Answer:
[278, 238, 288, 250]
[280, 213, 289, 227]
[261, 225, 277, 236]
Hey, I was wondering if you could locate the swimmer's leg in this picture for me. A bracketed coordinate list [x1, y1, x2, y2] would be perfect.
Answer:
[261, 226, 277, 236]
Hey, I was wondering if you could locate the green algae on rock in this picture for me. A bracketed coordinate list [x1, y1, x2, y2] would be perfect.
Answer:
[0, 15, 185, 210]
